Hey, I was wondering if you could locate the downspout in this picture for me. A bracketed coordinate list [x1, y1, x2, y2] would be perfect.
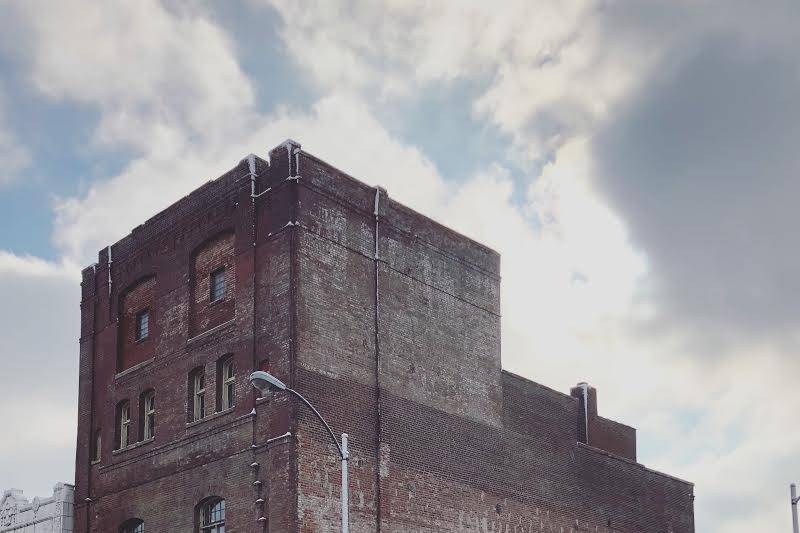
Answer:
[287, 144, 300, 533]
[246, 153, 268, 531]
[578, 382, 589, 445]
[372, 187, 384, 533]
[247, 152, 259, 410]
[247, 156, 259, 438]
[85, 264, 98, 533]
[107, 246, 112, 297]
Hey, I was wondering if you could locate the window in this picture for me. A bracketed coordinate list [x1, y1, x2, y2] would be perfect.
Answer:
[135, 309, 149, 341]
[210, 268, 226, 303]
[200, 498, 225, 533]
[141, 390, 155, 440]
[92, 429, 102, 462]
[218, 356, 235, 411]
[190, 369, 206, 422]
[116, 401, 131, 449]
[120, 518, 144, 533]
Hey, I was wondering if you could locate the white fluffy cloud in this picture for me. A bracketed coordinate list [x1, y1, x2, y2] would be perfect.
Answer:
[260, 0, 645, 161]
[10, 0, 253, 153]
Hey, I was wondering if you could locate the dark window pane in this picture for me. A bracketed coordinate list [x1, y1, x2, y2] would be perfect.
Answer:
[210, 268, 226, 302]
[135, 310, 149, 341]
[226, 383, 234, 409]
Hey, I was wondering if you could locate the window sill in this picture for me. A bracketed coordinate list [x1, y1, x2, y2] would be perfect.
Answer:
[208, 296, 226, 306]
[115, 358, 155, 380]
[112, 437, 154, 456]
[90, 459, 101, 466]
[186, 406, 234, 428]
[187, 318, 235, 345]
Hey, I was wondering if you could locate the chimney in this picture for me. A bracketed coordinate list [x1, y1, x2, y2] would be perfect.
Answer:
[570, 382, 597, 444]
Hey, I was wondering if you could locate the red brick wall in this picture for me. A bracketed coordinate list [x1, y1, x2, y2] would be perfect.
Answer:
[75, 153, 298, 533]
[190, 231, 236, 337]
[290, 149, 693, 533]
[75, 142, 693, 533]
[590, 415, 638, 462]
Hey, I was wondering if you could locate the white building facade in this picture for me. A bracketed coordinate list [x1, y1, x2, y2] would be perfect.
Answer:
[0, 484, 74, 533]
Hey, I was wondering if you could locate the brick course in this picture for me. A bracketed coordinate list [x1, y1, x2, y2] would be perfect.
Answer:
[74, 140, 693, 533]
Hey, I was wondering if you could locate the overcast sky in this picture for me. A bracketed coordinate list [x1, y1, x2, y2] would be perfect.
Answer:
[1, 1, 798, 531]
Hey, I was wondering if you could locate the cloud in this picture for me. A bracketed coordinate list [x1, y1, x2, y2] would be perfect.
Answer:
[6, 0, 254, 153]
[258, 0, 650, 162]
[0, 98, 30, 185]
[0, 0, 256, 264]
[592, 24, 800, 350]
[0, 252, 79, 496]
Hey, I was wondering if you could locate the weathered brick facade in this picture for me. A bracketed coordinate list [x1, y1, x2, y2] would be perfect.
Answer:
[74, 140, 694, 532]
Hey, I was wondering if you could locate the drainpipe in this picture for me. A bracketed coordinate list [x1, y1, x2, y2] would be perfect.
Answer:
[247, 154, 258, 199]
[372, 186, 385, 533]
[107, 246, 112, 297]
[244, 152, 267, 530]
[249, 153, 273, 201]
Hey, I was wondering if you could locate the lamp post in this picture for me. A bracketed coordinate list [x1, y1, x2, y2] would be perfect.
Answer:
[792, 483, 799, 533]
[250, 371, 349, 533]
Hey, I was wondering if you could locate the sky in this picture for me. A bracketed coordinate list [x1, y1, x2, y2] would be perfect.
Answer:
[0, 1, 798, 531]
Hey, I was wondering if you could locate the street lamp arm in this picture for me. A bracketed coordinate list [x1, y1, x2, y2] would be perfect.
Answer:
[287, 387, 347, 460]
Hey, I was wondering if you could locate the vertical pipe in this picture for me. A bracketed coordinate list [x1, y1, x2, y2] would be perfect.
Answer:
[85, 265, 99, 533]
[342, 433, 350, 533]
[792, 483, 799, 533]
[372, 188, 384, 533]
[248, 154, 266, 531]
[107, 245, 112, 297]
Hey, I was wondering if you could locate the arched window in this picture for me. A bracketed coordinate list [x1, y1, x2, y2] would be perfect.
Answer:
[118, 275, 156, 372]
[140, 390, 155, 440]
[115, 400, 131, 449]
[119, 518, 144, 533]
[189, 368, 206, 422]
[199, 498, 225, 532]
[190, 231, 235, 336]
[217, 356, 235, 411]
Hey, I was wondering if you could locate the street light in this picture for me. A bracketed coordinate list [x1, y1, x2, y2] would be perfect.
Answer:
[791, 483, 799, 533]
[250, 370, 350, 533]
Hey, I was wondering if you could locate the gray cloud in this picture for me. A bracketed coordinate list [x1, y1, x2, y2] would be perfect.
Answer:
[592, 20, 800, 349]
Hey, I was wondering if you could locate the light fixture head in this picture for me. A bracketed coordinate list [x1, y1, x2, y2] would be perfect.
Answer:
[250, 370, 287, 394]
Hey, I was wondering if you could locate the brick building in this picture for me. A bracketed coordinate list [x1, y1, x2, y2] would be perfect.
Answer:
[74, 140, 694, 532]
